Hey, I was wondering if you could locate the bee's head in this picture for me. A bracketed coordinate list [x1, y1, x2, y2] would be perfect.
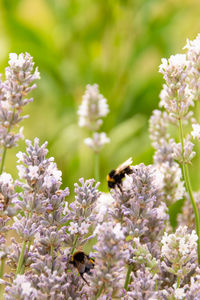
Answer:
[108, 170, 116, 178]
[107, 181, 116, 188]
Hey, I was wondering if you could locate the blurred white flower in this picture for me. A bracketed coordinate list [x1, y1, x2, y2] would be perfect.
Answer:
[28, 166, 39, 180]
[63, 201, 69, 215]
[191, 123, 200, 140]
[8, 53, 26, 68]
[16, 151, 24, 163]
[173, 285, 186, 300]
[17, 165, 26, 179]
[78, 84, 109, 131]
[79, 221, 90, 235]
[94, 192, 114, 222]
[84, 132, 110, 153]
[14, 275, 37, 297]
[156, 202, 168, 219]
[113, 223, 124, 240]
[161, 226, 198, 278]
[159, 54, 188, 80]
[0, 172, 13, 185]
[68, 222, 79, 234]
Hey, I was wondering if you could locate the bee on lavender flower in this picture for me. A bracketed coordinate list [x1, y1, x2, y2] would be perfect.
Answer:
[107, 157, 133, 190]
[70, 251, 95, 285]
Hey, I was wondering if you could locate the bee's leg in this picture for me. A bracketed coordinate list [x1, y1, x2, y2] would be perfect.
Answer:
[117, 183, 123, 193]
[80, 273, 90, 286]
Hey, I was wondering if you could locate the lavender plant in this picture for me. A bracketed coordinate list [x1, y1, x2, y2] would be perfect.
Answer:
[1, 34, 200, 299]
[78, 84, 110, 181]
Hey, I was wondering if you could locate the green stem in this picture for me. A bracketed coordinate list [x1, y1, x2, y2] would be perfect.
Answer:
[124, 264, 133, 290]
[0, 147, 7, 174]
[0, 263, 5, 299]
[0, 108, 15, 174]
[94, 284, 104, 300]
[178, 119, 200, 264]
[94, 152, 99, 182]
[177, 276, 181, 288]
[0, 257, 5, 279]
[16, 240, 27, 275]
[51, 245, 54, 273]
[0, 256, 5, 279]
[70, 235, 79, 255]
[155, 279, 157, 291]
[19, 239, 32, 275]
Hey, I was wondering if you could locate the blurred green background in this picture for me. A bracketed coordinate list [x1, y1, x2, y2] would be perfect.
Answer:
[0, 0, 200, 194]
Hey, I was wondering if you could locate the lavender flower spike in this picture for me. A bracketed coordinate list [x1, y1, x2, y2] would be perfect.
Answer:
[78, 84, 109, 131]
[161, 226, 198, 282]
[84, 132, 110, 153]
[0, 52, 40, 173]
[86, 221, 126, 298]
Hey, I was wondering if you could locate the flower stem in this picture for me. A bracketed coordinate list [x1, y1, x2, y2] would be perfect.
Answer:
[155, 279, 157, 291]
[94, 152, 99, 182]
[0, 147, 7, 175]
[16, 240, 26, 274]
[178, 119, 200, 264]
[0, 108, 15, 174]
[19, 239, 32, 275]
[94, 284, 104, 299]
[0, 270, 4, 299]
[51, 245, 54, 273]
[0, 255, 5, 297]
[177, 276, 181, 288]
[70, 235, 79, 255]
[0, 256, 5, 279]
[124, 264, 133, 290]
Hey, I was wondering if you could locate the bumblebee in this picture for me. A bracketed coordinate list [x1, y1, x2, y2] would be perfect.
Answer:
[107, 157, 133, 190]
[70, 251, 95, 285]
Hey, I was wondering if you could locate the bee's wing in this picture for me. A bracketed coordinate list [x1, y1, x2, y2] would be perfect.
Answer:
[76, 261, 86, 274]
[116, 157, 133, 173]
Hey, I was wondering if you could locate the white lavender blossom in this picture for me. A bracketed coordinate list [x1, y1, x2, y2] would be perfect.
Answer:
[0, 53, 39, 153]
[84, 132, 110, 153]
[127, 237, 159, 274]
[159, 54, 193, 120]
[155, 162, 185, 206]
[78, 84, 109, 131]
[160, 284, 186, 300]
[184, 34, 200, 101]
[0, 172, 17, 213]
[161, 226, 198, 281]
[94, 192, 114, 223]
[171, 135, 195, 164]
[4, 274, 38, 300]
[149, 110, 185, 206]
[191, 123, 200, 140]
[65, 178, 100, 249]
